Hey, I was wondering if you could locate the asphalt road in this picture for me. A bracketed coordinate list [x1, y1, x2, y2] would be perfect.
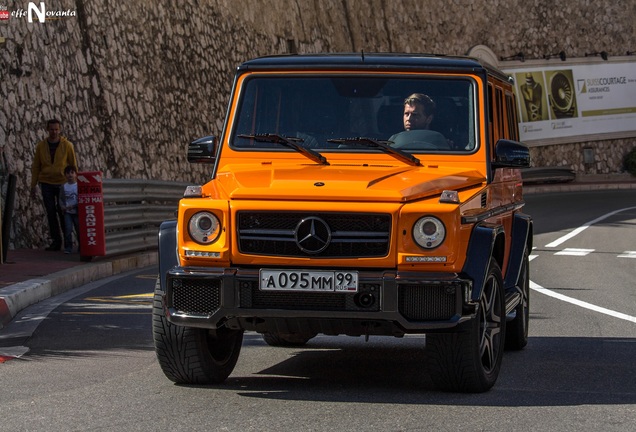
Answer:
[0, 190, 635, 431]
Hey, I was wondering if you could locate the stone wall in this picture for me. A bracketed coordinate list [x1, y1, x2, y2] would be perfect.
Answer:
[529, 138, 633, 174]
[0, 0, 635, 248]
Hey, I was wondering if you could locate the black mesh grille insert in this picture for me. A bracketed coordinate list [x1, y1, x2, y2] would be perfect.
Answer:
[237, 211, 391, 258]
[399, 284, 457, 320]
[240, 282, 380, 312]
[171, 278, 221, 315]
[251, 290, 346, 310]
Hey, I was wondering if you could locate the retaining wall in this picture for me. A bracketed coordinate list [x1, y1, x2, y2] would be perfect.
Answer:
[0, 0, 634, 248]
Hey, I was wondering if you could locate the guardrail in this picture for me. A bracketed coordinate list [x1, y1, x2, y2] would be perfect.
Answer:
[100, 178, 189, 257]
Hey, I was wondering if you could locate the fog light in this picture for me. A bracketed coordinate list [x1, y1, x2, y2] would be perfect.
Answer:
[355, 293, 376, 308]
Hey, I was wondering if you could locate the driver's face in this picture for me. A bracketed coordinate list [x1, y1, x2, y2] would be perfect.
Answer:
[403, 103, 431, 130]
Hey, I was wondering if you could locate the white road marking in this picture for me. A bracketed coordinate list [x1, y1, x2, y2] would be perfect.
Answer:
[535, 207, 636, 322]
[545, 206, 636, 248]
[530, 281, 636, 324]
[617, 251, 636, 259]
[554, 248, 594, 256]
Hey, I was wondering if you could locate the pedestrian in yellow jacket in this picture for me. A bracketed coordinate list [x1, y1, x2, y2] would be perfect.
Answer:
[30, 119, 78, 251]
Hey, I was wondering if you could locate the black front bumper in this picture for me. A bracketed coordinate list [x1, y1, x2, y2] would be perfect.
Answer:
[163, 266, 475, 335]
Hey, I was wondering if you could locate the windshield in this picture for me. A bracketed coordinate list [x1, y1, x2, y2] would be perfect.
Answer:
[231, 75, 477, 153]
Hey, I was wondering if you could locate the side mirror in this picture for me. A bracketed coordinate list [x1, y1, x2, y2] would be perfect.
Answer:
[493, 139, 530, 168]
[187, 135, 217, 164]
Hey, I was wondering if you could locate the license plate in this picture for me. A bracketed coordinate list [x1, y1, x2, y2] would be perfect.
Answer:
[260, 269, 358, 292]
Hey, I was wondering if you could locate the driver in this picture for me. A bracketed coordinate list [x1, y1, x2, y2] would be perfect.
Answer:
[389, 93, 448, 149]
[402, 93, 436, 131]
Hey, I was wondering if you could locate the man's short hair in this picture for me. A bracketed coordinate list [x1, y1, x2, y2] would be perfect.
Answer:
[47, 119, 61, 128]
[404, 93, 436, 116]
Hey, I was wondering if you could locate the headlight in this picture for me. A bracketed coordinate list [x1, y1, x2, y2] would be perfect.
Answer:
[413, 216, 445, 249]
[188, 211, 221, 244]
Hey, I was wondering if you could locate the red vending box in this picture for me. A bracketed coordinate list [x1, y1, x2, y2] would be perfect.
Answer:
[77, 171, 106, 258]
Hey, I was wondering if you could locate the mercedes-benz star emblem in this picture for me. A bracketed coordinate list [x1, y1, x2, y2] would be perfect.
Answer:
[295, 217, 331, 254]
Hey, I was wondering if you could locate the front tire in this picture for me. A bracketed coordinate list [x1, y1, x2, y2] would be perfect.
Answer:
[152, 279, 243, 384]
[427, 258, 506, 392]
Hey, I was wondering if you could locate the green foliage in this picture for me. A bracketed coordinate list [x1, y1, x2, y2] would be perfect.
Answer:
[625, 147, 636, 176]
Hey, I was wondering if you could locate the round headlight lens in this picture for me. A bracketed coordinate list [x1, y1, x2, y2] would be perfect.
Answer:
[188, 211, 221, 244]
[413, 216, 445, 249]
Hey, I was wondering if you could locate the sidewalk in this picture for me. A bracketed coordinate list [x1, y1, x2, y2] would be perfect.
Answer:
[1, 172, 635, 330]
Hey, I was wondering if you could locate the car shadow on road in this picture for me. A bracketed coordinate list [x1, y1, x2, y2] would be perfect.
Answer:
[217, 333, 636, 406]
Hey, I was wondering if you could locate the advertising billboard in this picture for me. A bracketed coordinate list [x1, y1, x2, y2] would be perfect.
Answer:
[502, 62, 636, 143]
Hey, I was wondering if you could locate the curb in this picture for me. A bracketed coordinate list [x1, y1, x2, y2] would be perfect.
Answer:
[0, 251, 157, 330]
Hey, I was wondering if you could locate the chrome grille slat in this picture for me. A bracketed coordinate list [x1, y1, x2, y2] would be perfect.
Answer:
[237, 211, 391, 257]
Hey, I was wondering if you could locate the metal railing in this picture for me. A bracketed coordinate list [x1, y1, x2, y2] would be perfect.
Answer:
[101, 179, 189, 257]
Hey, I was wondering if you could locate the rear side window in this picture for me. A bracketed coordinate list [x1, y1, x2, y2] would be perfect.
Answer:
[505, 92, 519, 141]
[495, 87, 504, 140]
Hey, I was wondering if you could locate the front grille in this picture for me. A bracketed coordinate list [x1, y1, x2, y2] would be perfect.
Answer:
[171, 278, 221, 315]
[240, 281, 380, 312]
[237, 211, 391, 258]
[399, 284, 458, 320]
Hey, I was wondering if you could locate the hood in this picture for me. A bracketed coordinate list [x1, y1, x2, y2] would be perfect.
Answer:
[214, 164, 486, 202]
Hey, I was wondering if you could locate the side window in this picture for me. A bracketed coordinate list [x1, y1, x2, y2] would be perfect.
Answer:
[495, 87, 504, 140]
[512, 94, 520, 140]
[505, 92, 519, 141]
[487, 83, 494, 144]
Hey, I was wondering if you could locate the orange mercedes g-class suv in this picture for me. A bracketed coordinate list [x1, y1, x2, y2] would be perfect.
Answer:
[154, 53, 532, 393]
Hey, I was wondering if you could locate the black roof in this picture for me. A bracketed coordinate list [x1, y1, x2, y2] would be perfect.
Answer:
[238, 52, 510, 81]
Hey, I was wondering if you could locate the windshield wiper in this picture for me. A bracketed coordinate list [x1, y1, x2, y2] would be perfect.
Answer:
[237, 133, 329, 165]
[327, 137, 421, 166]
